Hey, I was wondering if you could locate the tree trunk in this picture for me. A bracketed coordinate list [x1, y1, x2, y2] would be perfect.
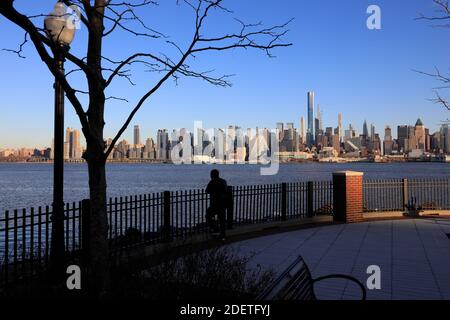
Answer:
[86, 155, 109, 297]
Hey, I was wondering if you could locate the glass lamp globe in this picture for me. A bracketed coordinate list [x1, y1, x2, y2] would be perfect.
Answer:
[44, 2, 75, 46]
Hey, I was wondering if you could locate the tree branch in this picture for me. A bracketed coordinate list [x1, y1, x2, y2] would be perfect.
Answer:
[0, 0, 92, 140]
[104, 0, 292, 157]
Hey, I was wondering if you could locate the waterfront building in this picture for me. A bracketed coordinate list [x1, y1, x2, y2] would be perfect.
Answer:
[300, 117, 305, 144]
[363, 120, 369, 138]
[64, 128, 82, 159]
[383, 126, 393, 155]
[276, 122, 284, 141]
[344, 124, 357, 142]
[332, 134, 340, 153]
[397, 125, 408, 153]
[157, 129, 169, 160]
[134, 125, 141, 146]
[414, 118, 426, 151]
[307, 91, 315, 147]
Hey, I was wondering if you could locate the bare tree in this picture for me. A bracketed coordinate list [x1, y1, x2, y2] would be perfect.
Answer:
[416, 0, 449, 113]
[0, 0, 292, 294]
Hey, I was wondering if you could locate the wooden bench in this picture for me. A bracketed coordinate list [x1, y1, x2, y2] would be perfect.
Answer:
[257, 256, 367, 300]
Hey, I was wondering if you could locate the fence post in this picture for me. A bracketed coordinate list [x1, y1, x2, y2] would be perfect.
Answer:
[227, 186, 234, 230]
[4, 210, 9, 291]
[281, 183, 287, 221]
[332, 171, 364, 223]
[163, 191, 171, 242]
[402, 179, 408, 211]
[307, 181, 314, 218]
[81, 199, 91, 265]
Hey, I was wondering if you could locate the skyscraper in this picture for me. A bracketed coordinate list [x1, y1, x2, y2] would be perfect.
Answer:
[397, 125, 408, 152]
[307, 91, 314, 147]
[338, 113, 342, 142]
[157, 129, 169, 160]
[300, 117, 305, 144]
[64, 128, 82, 159]
[383, 126, 393, 155]
[363, 120, 369, 138]
[414, 118, 426, 150]
[314, 118, 320, 140]
[317, 104, 322, 132]
[134, 125, 141, 146]
[276, 122, 284, 141]
[70, 129, 81, 159]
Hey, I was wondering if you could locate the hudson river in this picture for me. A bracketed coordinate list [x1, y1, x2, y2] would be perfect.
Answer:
[0, 162, 449, 212]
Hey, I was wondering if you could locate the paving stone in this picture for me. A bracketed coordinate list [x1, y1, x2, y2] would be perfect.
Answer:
[232, 218, 450, 300]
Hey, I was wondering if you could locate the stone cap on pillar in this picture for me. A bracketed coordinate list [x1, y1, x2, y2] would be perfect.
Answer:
[333, 171, 364, 177]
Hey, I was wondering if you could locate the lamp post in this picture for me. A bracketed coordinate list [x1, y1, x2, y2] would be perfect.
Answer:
[44, 1, 75, 280]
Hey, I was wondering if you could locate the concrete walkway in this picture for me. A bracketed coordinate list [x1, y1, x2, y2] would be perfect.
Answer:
[229, 218, 450, 300]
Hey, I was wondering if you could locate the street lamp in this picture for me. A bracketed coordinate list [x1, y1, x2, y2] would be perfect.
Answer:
[44, 1, 75, 280]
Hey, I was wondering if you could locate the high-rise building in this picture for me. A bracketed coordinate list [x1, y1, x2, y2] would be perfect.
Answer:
[64, 128, 82, 159]
[314, 118, 320, 140]
[344, 124, 356, 142]
[383, 126, 393, 155]
[285, 123, 297, 152]
[71, 129, 81, 159]
[195, 127, 205, 156]
[370, 124, 375, 141]
[407, 125, 416, 152]
[338, 113, 342, 142]
[397, 125, 408, 152]
[363, 120, 369, 138]
[307, 91, 314, 147]
[300, 117, 305, 144]
[317, 104, 322, 132]
[332, 134, 340, 153]
[414, 118, 426, 150]
[157, 129, 169, 160]
[425, 128, 431, 152]
[134, 125, 141, 146]
[325, 127, 333, 146]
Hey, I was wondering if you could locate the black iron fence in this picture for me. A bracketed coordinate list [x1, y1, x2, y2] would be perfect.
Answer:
[2, 177, 449, 290]
[363, 178, 450, 212]
[0, 181, 333, 290]
[0, 203, 82, 291]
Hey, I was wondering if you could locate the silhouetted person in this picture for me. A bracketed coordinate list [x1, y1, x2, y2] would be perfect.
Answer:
[206, 169, 228, 239]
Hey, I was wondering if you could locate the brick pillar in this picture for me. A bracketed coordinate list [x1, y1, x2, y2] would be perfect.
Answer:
[333, 171, 364, 223]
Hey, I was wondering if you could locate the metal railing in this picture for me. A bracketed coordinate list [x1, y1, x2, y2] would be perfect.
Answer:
[0, 180, 333, 290]
[231, 181, 333, 226]
[363, 178, 450, 212]
[2, 178, 449, 291]
[0, 203, 82, 290]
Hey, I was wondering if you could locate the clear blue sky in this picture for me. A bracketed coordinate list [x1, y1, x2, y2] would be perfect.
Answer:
[0, 0, 449, 149]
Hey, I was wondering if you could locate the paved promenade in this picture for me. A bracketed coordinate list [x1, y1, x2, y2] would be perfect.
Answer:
[229, 218, 450, 300]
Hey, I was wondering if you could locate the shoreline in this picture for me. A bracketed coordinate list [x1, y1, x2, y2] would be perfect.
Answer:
[0, 160, 449, 165]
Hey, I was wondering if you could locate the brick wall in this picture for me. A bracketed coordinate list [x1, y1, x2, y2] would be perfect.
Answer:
[333, 171, 364, 223]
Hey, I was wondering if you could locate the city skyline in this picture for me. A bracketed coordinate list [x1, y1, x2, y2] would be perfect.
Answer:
[0, 0, 449, 149]
[4, 114, 450, 160]
[0, 90, 444, 151]
[0, 112, 443, 151]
